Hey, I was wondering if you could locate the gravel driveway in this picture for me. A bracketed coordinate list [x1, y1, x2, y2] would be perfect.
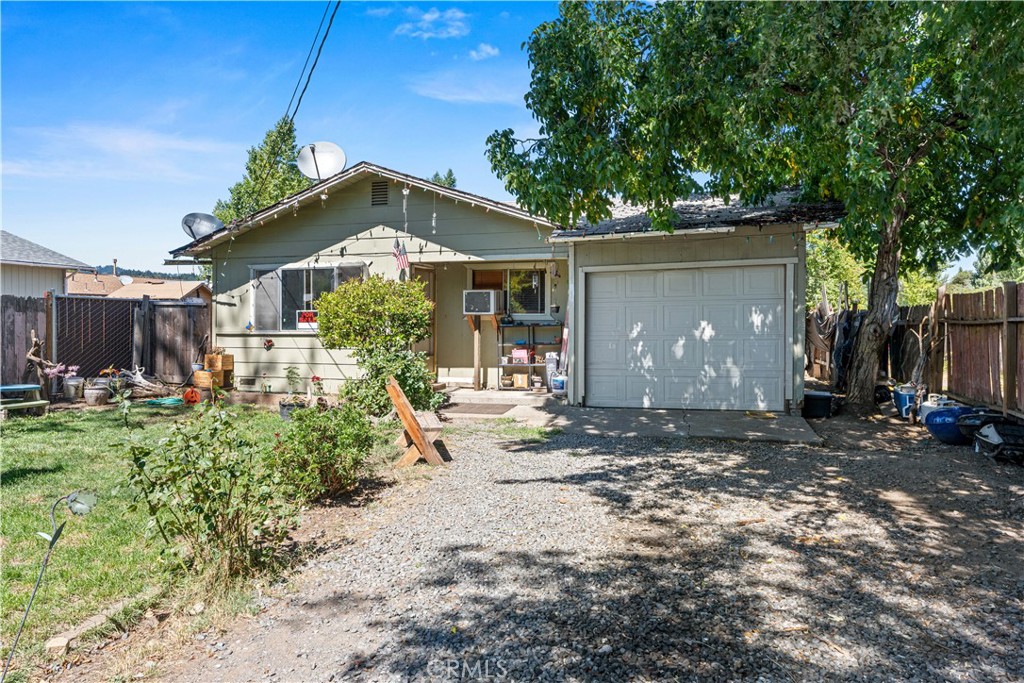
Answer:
[160, 417, 1024, 683]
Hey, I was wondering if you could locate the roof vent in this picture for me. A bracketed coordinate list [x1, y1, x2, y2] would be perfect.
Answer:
[371, 181, 389, 206]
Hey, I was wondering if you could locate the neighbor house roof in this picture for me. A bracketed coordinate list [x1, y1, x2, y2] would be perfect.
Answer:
[549, 190, 846, 242]
[1, 230, 93, 271]
[171, 161, 557, 258]
[66, 273, 126, 296]
[111, 279, 209, 300]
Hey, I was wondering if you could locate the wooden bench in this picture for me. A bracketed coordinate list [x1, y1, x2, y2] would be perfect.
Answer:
[386, 376, 446, 467]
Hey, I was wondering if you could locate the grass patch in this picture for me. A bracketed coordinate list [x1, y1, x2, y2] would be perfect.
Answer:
[0, 405, 280, 664]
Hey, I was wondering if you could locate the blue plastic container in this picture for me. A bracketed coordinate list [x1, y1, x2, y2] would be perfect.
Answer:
[924, 406, 975, 445]
[892, 385, 916, 418]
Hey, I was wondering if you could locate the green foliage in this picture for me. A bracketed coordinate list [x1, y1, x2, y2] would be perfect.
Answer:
[124, 404, 292, 584]
[429, 169, 457, 188]
[340, 349, 444, 417]
[806, 232, 867, 310]
[213, 116, 312, 224]
[898, 269, 943, 307]
[273, 404, 375, 501]
[316, 275, 440, 416]
[316, 275, 433, 354]
[283, 366, 302, 394]
[488, 2, 1024, 402]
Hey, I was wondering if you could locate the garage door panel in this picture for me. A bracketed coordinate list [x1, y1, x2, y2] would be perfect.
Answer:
[664, 270, 699, 297]
[744, 338, 785, 367]
[626, 376, 661, 408]
[585, 266, 786, 411]
[703, 304, 742, 336]
[626, 272, 659, 299]
[588, 273, 622, 300]
[588, 303, 627, 335]
[702, 269, 741, 298]
[625, 339, 660, 373]
[744, 377, 783, 410]
[663, 337, 701, 369]
[743, 303, 784, 335]
[744, 266, 785, 297]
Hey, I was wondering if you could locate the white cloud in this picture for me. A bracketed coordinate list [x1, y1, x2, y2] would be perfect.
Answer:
[409, 66, 527, 105]
[394, 7, 469, 40]
[3, 123, 237, 182]
[468, 42, 499, 61]
[366, 6, 393, 17]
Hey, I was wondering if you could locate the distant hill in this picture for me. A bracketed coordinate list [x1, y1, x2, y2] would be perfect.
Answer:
[94, 265, 197, 280]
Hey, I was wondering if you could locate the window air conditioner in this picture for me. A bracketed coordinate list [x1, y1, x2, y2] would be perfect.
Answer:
[463, 289, 501, 315]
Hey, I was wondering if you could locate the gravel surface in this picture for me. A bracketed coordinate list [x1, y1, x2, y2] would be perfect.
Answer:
[151, 417, 1023, 683]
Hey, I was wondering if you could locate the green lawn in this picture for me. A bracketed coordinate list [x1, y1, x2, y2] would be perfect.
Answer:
[0, 404, 281, 661]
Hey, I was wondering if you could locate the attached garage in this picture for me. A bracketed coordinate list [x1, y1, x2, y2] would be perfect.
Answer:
[553, 191, 845, 414]
[584, 264, 787, 410]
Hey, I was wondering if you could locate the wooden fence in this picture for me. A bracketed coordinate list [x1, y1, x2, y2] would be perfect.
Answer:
[1, 295, 49, 384]
[136, 299, 209, 384]
[940, 282, 1021, 418]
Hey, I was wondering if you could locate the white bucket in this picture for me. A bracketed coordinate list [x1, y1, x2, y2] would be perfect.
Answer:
[64, 377, 85, 400]
[551, 373, 567, 397]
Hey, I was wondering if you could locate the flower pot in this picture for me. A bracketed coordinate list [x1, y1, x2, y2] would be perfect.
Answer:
[64, 377, 85, 401]
[279, 401, 304, 421]
[84, 386, 110, 406]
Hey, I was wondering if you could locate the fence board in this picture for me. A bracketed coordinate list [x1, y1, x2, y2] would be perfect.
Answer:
[1, 295, 48, 384]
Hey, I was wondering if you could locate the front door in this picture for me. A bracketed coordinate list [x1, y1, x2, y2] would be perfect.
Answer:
[411, 266, 436, 374]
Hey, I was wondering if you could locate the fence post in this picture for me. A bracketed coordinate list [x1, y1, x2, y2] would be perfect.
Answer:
[46, 290, 57, 363]
[1004, 281, 1018, 416]
[132, 299, 144, 370]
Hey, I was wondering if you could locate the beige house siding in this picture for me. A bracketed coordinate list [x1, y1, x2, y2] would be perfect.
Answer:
[208, 176, 568, 393]
[567, 224, 807, 409]
[1, 264, 67, 298]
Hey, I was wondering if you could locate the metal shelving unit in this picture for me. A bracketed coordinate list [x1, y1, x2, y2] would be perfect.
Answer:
[497, 322, 563, 391]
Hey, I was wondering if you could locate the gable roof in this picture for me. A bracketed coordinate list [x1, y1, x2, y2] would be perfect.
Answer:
[549, 190, 845, 242]
[66, 273, 125, 296]
[113, 279, 210, 300]
[1, 230, 93, 271]
[171, 161, 556, 258]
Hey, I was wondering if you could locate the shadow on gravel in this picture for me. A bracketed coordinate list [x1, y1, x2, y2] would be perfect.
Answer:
[355, 431, 1023, 681]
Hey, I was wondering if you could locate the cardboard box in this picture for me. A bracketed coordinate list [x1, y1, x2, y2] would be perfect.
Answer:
[512, 373, 530, 389]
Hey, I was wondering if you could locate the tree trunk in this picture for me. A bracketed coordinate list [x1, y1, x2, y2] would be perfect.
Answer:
[846, 204, 905, 405]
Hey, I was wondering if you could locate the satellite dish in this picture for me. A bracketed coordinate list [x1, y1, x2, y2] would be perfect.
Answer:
[297, 141, 347, 181]
[182, 212, 224, 240]
[119, 275, 134, 286]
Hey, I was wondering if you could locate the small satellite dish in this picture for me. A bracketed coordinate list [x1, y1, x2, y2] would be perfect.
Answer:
[297, 142, 347, 181]
[119, 275, 134, 286]
[182, 213, 224, 240]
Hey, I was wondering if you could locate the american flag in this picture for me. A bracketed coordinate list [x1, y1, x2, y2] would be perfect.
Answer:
[393, 238, 410, 271]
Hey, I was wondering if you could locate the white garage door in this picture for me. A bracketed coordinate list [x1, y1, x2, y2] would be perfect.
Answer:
[584, 265, 787, 410]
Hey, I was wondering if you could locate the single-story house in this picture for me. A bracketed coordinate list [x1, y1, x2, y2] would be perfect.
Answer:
[172, 162, 843, 412]
[1, 230, 93, 297]
[66, 273, 212, 304]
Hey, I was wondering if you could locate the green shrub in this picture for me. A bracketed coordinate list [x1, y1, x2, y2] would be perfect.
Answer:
[273, 403, 375, 501]
[316, 275, 442, 416]
[124, 403, 292, 584]
[340, 349, 444, 416]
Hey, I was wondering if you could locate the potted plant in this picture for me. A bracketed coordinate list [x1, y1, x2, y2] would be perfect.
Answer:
[44, 363, 81, 401]
[278, 366, 306, 420]
[83, 378, 110, 406]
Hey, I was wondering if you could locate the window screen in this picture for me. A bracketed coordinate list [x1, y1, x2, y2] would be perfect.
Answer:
[508, 269, 545, 314]
[252, 268, 280, 331]
[281, 268, 335, 330]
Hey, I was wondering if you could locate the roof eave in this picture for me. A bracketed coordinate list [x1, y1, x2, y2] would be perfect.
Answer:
[171, 161, 557, 257]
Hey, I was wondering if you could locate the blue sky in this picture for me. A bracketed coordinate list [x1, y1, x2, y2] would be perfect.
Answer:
[2, 1, 559, 272]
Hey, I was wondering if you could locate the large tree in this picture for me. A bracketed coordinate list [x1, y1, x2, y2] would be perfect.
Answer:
[487, 2, 1024, 404]
[214, 116, 312, 224]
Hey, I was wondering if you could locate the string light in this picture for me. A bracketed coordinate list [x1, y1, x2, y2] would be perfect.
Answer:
[432, 193, 437, 234]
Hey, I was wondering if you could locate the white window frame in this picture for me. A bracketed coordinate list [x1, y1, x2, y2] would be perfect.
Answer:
[249, 262, 366, 334]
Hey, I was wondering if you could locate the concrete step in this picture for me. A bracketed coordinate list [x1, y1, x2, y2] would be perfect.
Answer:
[446, 387, 561, 407]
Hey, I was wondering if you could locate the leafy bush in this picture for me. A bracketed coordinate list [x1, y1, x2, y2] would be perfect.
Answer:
[316, 275, 442, 416]
[273, 403, 375, 501]
[124, 403, 292, 584]
[340, 349, 445, 416]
